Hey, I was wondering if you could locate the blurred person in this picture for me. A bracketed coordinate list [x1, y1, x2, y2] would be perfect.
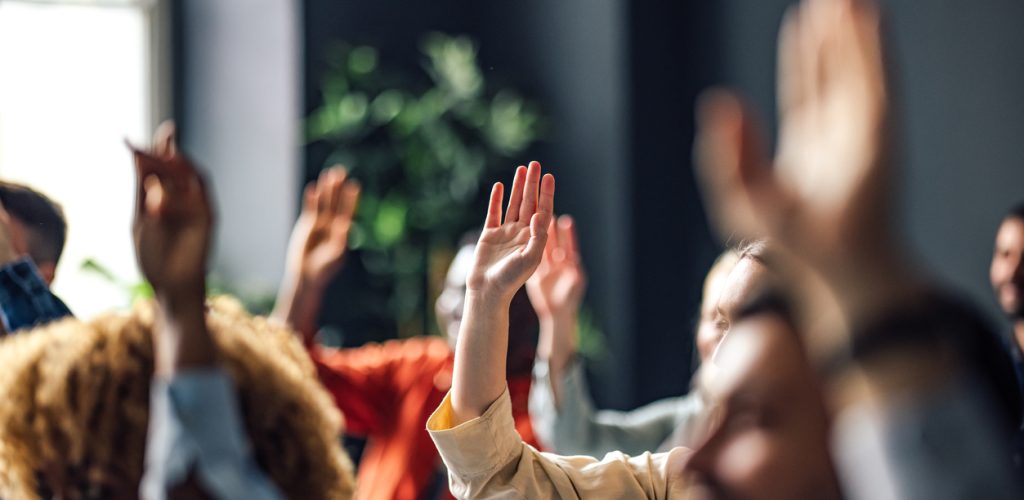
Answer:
[0, 125, 356, 499]
[271, 168, 541, 500]
[992, 203, 1024, 391]
[527, 229, 744, 456]
[129, 125, 355, 499]
[427, 0, 1024, 497]
[0, 189, 71, 334]
[0, 181, 67, 285]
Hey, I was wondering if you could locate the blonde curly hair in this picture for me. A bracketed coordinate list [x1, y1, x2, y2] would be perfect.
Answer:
[0, 296, 355, 499]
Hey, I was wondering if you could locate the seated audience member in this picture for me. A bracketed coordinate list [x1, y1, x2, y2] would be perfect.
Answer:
[271, 168, 541, 499]
[0, 181, 67, 285]
[528, 232, 740, 455]
[0, 125, 356, 499]
[992, 203, 1024, 393]
[0, 192, 71, 334]
[990, 202, 1024, 468]
[427, 0, 1024, 497]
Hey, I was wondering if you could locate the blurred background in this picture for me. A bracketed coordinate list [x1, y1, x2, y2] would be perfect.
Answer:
[2, 0, 1024, 413]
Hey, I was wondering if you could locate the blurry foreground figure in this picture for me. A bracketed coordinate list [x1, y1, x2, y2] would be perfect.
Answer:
[0, 124, 357, 499]
[272, 168, 541, 500]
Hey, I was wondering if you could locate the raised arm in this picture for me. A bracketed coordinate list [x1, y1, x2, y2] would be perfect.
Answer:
[133, 123, 283, 500]
[526, 215, 586, 405]
[695, 0, 1021, 497]
[271, 167, 359, 343]
[450, 161, 554, 424]
[130, 123, 216, 377]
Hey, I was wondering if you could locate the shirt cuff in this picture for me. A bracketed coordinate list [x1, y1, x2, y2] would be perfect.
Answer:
[427, 387, 522, 479]
[142, 369, 283, 500]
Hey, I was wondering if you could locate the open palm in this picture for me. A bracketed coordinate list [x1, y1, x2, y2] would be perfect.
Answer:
[286, 167, 360, 288]
[526, 215, 587, 319]
[468, 161, 555, 301]
[696, 0, 890, 268]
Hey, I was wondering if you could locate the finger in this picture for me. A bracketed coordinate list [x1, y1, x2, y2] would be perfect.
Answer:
[340, 181, 361, 220]
[543, 215, 558, 263]
[694, 90, 774, 241]
[504, 166, 527, 223]
[330, 171, 347, 214]
[303, 183, 317, 213]
[558, 215, 578, 264]
[316, 170, 331, 213]
[777, 5, 803, 116]
[484, 182, 504, 229]
[797, 0, 823, 108]
[524, 210, 553, 261]
[518, 161, 542, 223]
[153, 120, 177, 158]
[537, 172, 554, 220]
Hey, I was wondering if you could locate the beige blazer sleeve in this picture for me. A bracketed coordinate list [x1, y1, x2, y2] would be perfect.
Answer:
[428, 388, 692, 499]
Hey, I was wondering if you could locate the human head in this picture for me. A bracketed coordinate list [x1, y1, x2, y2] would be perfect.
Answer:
[699, 240, 773, 363]
[684, 291, 840, 500]
[0, 296, 354, 499]
[991, 203, 1024, 320]
[435, 231, 539, 376]
[695, 250, 740, 362]
[0, 182, 67, 285]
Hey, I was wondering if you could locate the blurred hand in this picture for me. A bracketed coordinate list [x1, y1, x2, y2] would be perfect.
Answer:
[468, 161, 555, 304]
[696, 0, 889, 273]
[130, 122, 213, 302]
[694, 0, 914, 328]
[285, 166, 360, 290]
[527, 215, 587, 321]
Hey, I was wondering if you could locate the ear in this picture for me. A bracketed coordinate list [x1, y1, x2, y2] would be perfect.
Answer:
[36, 261, 56, 286]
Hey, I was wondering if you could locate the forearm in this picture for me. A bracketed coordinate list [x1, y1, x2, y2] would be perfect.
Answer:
[451, 290, 511, 425]
[155, 289, 216, 378]
[536, 312, 578, 407]
[271, 274, 325, 344]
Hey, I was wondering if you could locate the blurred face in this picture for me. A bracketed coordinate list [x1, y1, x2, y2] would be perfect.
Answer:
[435, 243, 538, 373]
[436, 244, 475, 345]
[701, 257, 769, 358]
[991, 217, 1024, 320]
[684, 315, 839, 500]
[696, 254, 738, 362]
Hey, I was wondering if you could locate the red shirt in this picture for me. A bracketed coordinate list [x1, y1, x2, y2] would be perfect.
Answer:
[312, 336, 540, 500]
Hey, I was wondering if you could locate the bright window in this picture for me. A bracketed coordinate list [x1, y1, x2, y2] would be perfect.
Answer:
[0, 0, 158, 317]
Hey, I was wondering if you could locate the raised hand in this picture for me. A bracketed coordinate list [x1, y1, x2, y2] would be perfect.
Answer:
[129, 121, 216, 376]
[696, 0, 890, 272]
[694, 0, 917, 327]
[467, 161, 556, 302]
[286, 167, 360, 290]
[130, 122, 213, 301]
[527, 215, 587, 321]
[451, 161, 554, 423]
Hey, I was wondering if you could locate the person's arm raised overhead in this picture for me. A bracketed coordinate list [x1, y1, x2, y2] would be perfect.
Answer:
[450, 161, 555, 424]
[527, 215, 686, 456]
[271, 166, 360, 344]
[133, 122, 283, 500]
[695, 0, 1022, 498]
[527, 214, 586, 407]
